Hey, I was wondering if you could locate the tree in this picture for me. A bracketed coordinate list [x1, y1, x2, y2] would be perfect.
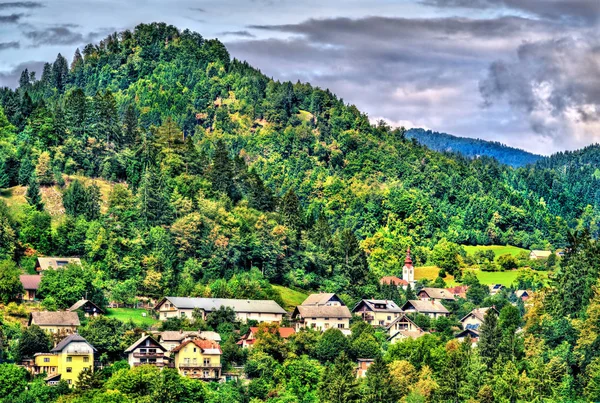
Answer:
[79, 316, 131, 361]
[0, 159, 9, 189]
[20, 209, 52, 253]
[318, 352, 361, 403]
[478, 308, 501, 368]
[63, 180, 101, 220]
[361, 356, 401, 403]
[210, 140, 238, 201]
[0, 260, 23, 303]
[18, 325, 50, 360]
[38, 264, 107, 310]
[316, 328, 350, 363]
[280, 188, 302, 232]
[35, 151, 54, 186]
[51, 53, 69, 93]
[497, 254, 518, 271]
[138, 166, 173, 227]
[430, 239, 462, 276]
[25, 174, 44, 211]
[206, 306, 238, 330]
[0, 364, 28, 402]
[335, 228, 369, 289]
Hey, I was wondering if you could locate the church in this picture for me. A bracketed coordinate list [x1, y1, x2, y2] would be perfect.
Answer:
[379, 247, 416, 291]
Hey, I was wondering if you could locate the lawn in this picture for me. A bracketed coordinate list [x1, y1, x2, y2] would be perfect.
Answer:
[463, 245, 528, 259]
[415, 265, 548, 287]
[105, 308, 159, 327]
[273, 285, 308, 310]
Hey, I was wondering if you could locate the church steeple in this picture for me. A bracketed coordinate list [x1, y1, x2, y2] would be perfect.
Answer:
[402, 247, 414, 283]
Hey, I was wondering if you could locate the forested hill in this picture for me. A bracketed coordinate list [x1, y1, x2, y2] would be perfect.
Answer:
[406, 128, 543, 167]
[0, 22, 597, 298]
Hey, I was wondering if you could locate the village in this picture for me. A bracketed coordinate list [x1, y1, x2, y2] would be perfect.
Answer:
[14, 248, 535, 386]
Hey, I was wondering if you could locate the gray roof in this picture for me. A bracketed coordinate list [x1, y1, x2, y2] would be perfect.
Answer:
[402, 300, 449, 314]
[157, 330, 221, 342]
[156, 297, 286, 315]
[460, 307, 496, 323]
[35, 257, 81, 271]
[51, 334, 95, 352]
[124, 334, 166, 353]
[419, 288, 456, 300]
[352, 299, 403, 313]
[67, 299, 105, 314]
[30, 311, 81, 326]
[301, 293, 338, 306]
[294, 304, 352, 319]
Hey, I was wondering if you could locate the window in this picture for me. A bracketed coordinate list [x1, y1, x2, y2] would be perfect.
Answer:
[204, 370, 210, 378]
[44, 358, 50, 363]
[66, 357, 72, 362]
[149, 349, 156, 354]
[387, 316, 391, 321]
[83, 357, 89, 363]
[66, 367, 72, 373]
[338, 323, 345, 328]
[140, 349, 147, 353]
[324, 323, 330, 329]
[204, 358, 210, 366]
[324, 317, 329, 320]
[67, 379, 72, 385]
[180, 312, 186, 317]
[193, 347, 197, 352]
[163, 312, 167, 318]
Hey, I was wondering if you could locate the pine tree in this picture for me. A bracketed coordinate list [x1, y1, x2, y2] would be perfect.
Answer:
[0, 159, 9, 189]
[51, 53, 69, 93]
[336, 228, 369, 287]
[62, 179, 87, 217]
[361, 356, 402, 403]
[319, 352, 361, 403]
[281, 188, 302, 231]
[122, 102, 139, 146]
[478, 308, 501, 369]
[64, 88, 87, 138]
[248, 170, 275, 211]
[18, 68, 30, 90]
[25, 174, 43, 211]
[138, 166, 173, 227]
[70, 48, 85, 87]
[17, 156, 34, 186]
[35, 151, 54, 186]
[210, 140, 238, 201]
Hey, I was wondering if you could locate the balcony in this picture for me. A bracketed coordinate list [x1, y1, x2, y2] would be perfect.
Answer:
[178, 363, 222, 369]
[133, 362, 166, 367]
[133, 352, 165, 358]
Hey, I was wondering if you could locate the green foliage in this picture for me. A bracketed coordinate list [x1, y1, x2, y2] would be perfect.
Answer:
[0, 364, 28, 403]
[17, 325, 50, 360]
[0, 260, 22, 303]
[25, 174, 43, 211]
[62, 179, 100, 220]
[315, 328, 350, 363]
[38, 264, 106, 309]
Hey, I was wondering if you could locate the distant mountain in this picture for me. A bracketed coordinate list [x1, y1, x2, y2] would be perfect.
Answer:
[406, 128, 543, 167]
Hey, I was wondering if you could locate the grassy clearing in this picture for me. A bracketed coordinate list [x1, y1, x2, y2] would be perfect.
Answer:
[416, 264, 548, 287]
[273, 285, 308, 310]
[105, 308, 158, 327]
[297, 110, 314, 122]
[463, 245, 528, 259]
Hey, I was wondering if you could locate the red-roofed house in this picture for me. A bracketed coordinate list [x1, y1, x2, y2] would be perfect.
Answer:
[379, 276, 408, 288]
[237, 326, 296, 348]
[172, 339, 222, 380]
[20, 275, 42, 301]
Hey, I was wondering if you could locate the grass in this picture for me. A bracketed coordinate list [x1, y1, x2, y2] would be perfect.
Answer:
[273, 285, 308, 310]
[105, 308, 159, 327]
[416, 264, 548, 287]
[297, 110, 314, 122]
[463, 245, 528, 259]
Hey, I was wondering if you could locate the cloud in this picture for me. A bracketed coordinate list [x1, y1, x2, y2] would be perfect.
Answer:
[421, 0, 600, 26]
[189, 7, 206, 12]
[23, 26, 105, 47]
[0, 12, 23, 22]
[218, 30, 255, 38]
[480, 35, 600, 148]
[0, 60, 45, 88]
[0, 1, 43, 9]
[0, 41, 19, 50]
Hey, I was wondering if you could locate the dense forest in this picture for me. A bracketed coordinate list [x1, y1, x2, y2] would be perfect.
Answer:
[0, 22, 600, 402]
[405, 129, 542, 168]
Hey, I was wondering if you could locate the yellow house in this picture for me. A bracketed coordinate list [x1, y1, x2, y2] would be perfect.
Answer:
[172, 339, 222, 381]
[29, 334, 95, 387]
[352, 299, 403, 327]
[29, 311, 80, 335]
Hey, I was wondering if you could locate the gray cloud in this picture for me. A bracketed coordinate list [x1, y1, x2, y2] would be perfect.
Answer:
[480, 36, 600, 145]
[24, 26, 104, 47]
[0, 12, 23, 22]
[422, 0, 600, 26]
[0, 60, 45, 87]
[219, 30, 255, 38]
[189, 7, 206, 12]
[0, 41, 19, 50]
[0, 1, 43, 9]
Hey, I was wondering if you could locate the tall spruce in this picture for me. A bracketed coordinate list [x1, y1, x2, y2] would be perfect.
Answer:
[281, 188, 302, 231]
[138, 166, 173, 227]
[361, 356, 401, 403]
[51, 53, 69, 94]
[478, 308, 501, 369]
[210, 140, 238, 201]
[0, 159, 9, 189]
[318, 352, 361, 403]
[25, 174, 43, 211]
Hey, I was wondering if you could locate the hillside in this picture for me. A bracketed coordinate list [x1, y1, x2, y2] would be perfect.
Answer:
[406, 128, 543, 167]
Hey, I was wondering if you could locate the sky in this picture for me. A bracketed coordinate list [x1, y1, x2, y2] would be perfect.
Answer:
[0, 1, 599, 155]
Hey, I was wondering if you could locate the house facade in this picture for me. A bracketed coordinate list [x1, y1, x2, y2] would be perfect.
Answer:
[35, 257, 82, 272]
[352, 299, 403, 327]
[386, 314, 428, 343]
[67, 299, 105, 317]
[237, 326, 295, 348]
[356, 359, 374, 378]
[292, 293, 352, 333]
[124, 334, 168, 368]
[156, 331, 221, 353]
[28, 334, 95, 387]
[417, 288, 456, 302]
[460, 307, 498, 331]
[529, 250, 552, 260]
[401, 300, 449, 319]
[154, 297, 286, 323]
[172, 339, 222, 380]
[29, 311, 80, 335]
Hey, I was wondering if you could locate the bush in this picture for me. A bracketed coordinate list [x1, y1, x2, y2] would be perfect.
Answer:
[6, 302, 26, 317]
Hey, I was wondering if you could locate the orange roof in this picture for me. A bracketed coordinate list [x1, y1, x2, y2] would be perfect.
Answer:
[380, 276, 408, 286]
[249, 327, 296, 338]
[172, 338, 221, 354]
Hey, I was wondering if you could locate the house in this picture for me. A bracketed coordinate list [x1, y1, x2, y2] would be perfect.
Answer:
[29, 311, 80, 334]
[172, 339, 222, 380]
[157, 331, 222, 352]
[455, 328, 481, 345]
[489, 284, 504, 295]
[356, 359, 374, 378]
[386, 314, 428, 343]
[529, 250, 552, 260]
[35, 257, 81, 273]
[67, 299, 105, 317]
[401, 300, 449, 319]
[446, 285, 469, 299]
[352, 299, 403, 327]
[460, 307, 497, 331]
[154, 297, 287, 323]
[515, 290, 531, 301]
[20, 274, 42, 301]
[292, 293, 352, 333]
[417, 288, 456, 302]
[379, 276, 408, 288]
[28, 334, 95, 386]
[124, 334, 168, 368]
[237, 326, 296, 348]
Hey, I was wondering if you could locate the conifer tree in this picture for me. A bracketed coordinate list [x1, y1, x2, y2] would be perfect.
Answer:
[52, 53, 69, 94]
[122, 103, 139, 146]
[281, 188, 301, 231]
[25, 174, 43, 211]
[210, 140, 238, 201]
[0, 159, 9, 189]
[361, 356, 401, 403]
[35, 152, 54, 186]
[138, 166, 173, 227]
[248, 170, 275, 211]
[478, 308, 501, 369]
[17, 157, 34, 186]
[318, 352, 360, 403]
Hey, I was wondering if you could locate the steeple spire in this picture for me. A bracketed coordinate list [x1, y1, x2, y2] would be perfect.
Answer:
[404, 247, 413, 266]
